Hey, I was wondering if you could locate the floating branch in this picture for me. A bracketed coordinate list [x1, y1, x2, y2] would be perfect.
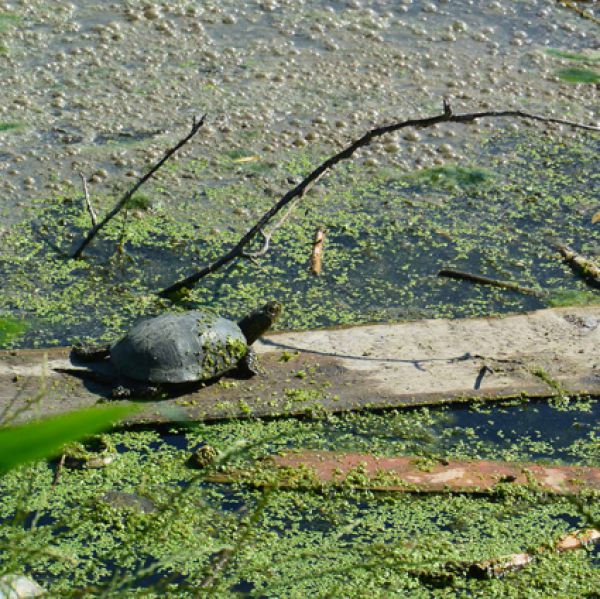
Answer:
[70, 115, 206, 259]
[464, 528, 600, 579]
[438, 267, 546, 297]
[555, 243, 600, 287]
[158, 100, 599, 298]
[310, 227, 326, 275]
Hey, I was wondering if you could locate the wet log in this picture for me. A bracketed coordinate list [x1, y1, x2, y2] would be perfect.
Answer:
[556, 243, 600, 287]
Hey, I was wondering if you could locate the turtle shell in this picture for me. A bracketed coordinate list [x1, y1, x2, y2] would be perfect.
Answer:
[110, 311, 248, 383]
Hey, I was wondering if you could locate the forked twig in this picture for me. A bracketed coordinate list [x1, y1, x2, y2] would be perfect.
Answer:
[70, 115, 207, 259]
[241, 198, 299, 260]
[158, 100, 599, 298]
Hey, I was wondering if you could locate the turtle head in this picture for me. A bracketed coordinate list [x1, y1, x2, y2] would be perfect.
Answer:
[238, 300, 282, 345]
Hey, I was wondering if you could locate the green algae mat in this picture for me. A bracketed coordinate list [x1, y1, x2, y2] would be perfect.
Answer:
[1, 398, 598, 597]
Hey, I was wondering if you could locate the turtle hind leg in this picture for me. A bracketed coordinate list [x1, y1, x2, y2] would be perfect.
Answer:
[235, 348, 262, 379]
[71, 343, 111, 362]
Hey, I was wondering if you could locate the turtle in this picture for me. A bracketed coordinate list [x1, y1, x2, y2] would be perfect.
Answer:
[71, 301, 282, 397]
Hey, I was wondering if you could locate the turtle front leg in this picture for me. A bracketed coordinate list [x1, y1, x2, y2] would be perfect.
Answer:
[71, 343, 111, 362]
[112, 383, 162, 399]
[236, 348, 262, 378]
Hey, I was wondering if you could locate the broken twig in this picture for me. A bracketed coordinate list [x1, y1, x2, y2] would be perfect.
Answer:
[70, 115, 206, 259]
[158, 100, 598, 297]
[79, 172, 97, 227]
[438, 267, 546, 297]
[555, 242, 600, 287]
[310, 227, 326, 275]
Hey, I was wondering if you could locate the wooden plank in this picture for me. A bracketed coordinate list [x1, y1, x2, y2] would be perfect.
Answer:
[208, 450, 600, 495]
[1, 306, 599, 424]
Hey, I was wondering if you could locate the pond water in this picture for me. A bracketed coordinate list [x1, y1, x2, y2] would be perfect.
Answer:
[0, 0, 599, 596]
[0, 0, 598, 343]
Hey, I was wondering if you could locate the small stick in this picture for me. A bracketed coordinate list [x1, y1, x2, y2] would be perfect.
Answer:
[158, 100, 598, 298]
[556, 0, 600, 25]
[310, 227, 326, 275]
[70, 115, 206, 259]
[198, 548, 233, 589]
[197, 490, 272, 593]
[51, 453, 66, 490]
[555, 243, 600, 287]
[79, 172, 97, 227]
[438, 268, 546, 297]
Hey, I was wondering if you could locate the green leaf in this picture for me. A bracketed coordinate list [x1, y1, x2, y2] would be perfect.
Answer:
[0, 316, 28, 346]
[0, 405, 138, 474]
[0, 122, 22, 133]
[0, 12, 20, 33]
[556, 67, 600, 84]
[546, 48, 600, 63]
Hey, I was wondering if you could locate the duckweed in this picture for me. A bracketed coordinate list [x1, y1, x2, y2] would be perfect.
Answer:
[0, 399, 597, 596]
[0, 131, 598, 349]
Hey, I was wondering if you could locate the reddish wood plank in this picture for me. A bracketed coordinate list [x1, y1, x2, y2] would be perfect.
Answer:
[211, 450, 600, 495]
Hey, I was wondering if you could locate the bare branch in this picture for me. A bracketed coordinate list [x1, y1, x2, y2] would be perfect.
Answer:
[70, 115, 207, 259]
[158, 102, 599, 298]
[79, 172, 97, 227]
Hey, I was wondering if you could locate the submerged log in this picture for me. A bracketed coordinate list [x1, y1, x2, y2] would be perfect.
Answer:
[438, 268, 545, 297]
